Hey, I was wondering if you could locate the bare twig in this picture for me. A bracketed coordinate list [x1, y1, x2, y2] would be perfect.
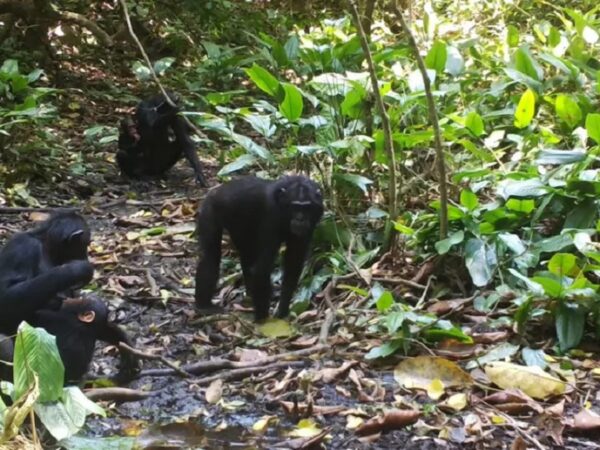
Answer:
[371, 276, 427, 290]
[349, 0, 398, 251]
[140, 344, 327, 378]
[119, 342, 191, 377]
[390, 2, 448, 239]
[85, 387, 152, 403]
[191, 360, 306, 386]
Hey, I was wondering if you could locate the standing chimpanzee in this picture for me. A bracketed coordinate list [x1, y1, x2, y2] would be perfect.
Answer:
[195, 175, 324, 321]
[117, 91, 208, 187]
[0, 211, 138, 382]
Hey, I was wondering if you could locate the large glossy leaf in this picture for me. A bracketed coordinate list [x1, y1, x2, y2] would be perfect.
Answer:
[460, 190, 479, 211]
[586, 113, 600, 144]
[279, 83, 303, 121]
[497, 178, 546, 199]
[536, 149, 586, 165]
[548, 253, 577, 277]
[425, 41, 447, 73]
[445, 46, 464, 76]
[334, 174, 373, 193]
[555, 94, 582, 128]
[465, 238, 497, 287]
[514, 89, 536, 128]
[435, 231, 464, 255]
[513, 47, 543, 81]
[245, 63, 280, 97]
[13, 323, 63, 403]
[465, 112, 484, 136]
[556, 303, 585, 352]
[217, 154, 257, 176]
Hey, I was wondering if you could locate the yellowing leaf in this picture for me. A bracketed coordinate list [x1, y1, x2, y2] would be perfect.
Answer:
[491, 414, 506, 424]
[484, 362, 566, 400]
[205, 379, 223, 404]
[427, 379, 445, 400]
[257, 318, 293, 338]
[591, 368, 600, 379]
[252, 415, 276, 432]
[394, 356, 473, 396]
[443, 393, 468, 411]
[289, 418, 321, 438]
[346, 415, 364, 430]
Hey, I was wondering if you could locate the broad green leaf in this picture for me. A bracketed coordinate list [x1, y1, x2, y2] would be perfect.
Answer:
[465, 112, 484, 136]
[131, 61, 151, 81]
[245, 64, 280, 97]
[508, 269, 544, 295]
[217, 154, 257, 176]
[497, 178, 546, 199]
[506, 25, 519, 47]
[531, 276, 563, 297]
[564, 198, 597, 229]
[365, 340, 403, 359]
[279, 83, 303, 121]
[460, 190, 479, 210]
[548, 253, 577, 277]
[376, 291, 394, 311]
[555, 94, 582, 128]
[13, 323, 64, 403]
[514, 89, 536, 128]
[536, 149, 586, 165]
[505, 198, 535, 213]
[586, 113, 600, 144]
[408, 68, 436, 92]
[498, 233, 526, 255]
[425, 41, 447, 73]
[0, 59, 19, 75]
[435, 230, 465, 255]
[445, 46, 464, 76]
[522, 347, 548, 368]
[153, 57, 175, 76]
[514, 47, 543, 81]
[465, 238, 497, 287]
[556, 303, 585, 352]
[334, 173, 373, 193]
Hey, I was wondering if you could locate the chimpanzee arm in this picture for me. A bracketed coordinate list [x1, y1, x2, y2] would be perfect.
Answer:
[97, 322, 140, 381]
[0, 260, 94, 327]
[276, 237, 311, 318]
[172, 117, 207, 187]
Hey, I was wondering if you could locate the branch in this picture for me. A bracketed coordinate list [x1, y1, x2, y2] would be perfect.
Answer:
[58, 11, 113, 47]
[349, 0, 398, 250]
[119, 342, 192, 378]
[390, 2, 448, 239]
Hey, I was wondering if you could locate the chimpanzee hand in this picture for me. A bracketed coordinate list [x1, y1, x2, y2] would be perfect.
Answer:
[195, 173, 208, 188]
[63, 260, 94, 284]
[116, 352, 141, 382]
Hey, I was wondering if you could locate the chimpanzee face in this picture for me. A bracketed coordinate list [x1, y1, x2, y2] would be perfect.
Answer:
[276, 177, 324, 238]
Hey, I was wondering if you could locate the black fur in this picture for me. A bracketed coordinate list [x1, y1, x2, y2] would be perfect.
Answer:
[195, 175, 324, 320]
[117, 92, 207, 186]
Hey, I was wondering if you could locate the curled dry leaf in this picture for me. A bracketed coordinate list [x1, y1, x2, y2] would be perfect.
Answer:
[482, 389, 543, 414]
[571, 408, 600, 432]
[319, 361, 359, 383]
[279, 401, 345, 416]
[394, 356, 473, 399]
[355, 409, 421, 436]
[205, 379, 223, 404]
[484, 362, 566, 400]
[236, 348, 268, 362]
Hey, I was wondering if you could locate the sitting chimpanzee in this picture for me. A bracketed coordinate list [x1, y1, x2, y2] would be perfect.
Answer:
[117, 91, 208, 187]
[195, 175, 324, 321]
[0, 211, 138, 382]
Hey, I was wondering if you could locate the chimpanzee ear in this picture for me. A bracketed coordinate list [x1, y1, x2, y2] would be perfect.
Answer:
[77, 310, 96, 323]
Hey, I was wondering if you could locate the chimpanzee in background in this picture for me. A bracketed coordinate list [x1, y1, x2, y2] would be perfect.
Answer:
[0, 212, 138, 382]
[117, 91, 208, 187]
[195, 175, 324, 321]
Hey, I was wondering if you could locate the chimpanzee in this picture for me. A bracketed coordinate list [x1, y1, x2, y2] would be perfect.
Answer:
[195, 175, 324, 321]
[0, 212, 138, 382]
[117, 91, 208, 186]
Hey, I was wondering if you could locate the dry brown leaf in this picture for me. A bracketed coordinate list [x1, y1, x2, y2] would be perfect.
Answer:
[319, 361, 358, 383]
[571, 408, 600, 432]
[510, 436, 527, 450]
[236, 348, 268, 362]
[278, 401, 345, 416]
[484, 362, 566, 400]
[355, 410, 421, 436]
[471, 330, 510, 344]
[427, 297, 471, 315]
[483, 389, 543, 414]
[205, 379, 223, 404]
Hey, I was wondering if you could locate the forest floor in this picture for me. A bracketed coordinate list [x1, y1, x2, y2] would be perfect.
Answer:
[2, 85, 598, 450]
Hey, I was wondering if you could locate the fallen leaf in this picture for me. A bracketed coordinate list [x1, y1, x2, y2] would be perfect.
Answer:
[288, 418, 321, 438]
[355, 410, 420, 436]
[571, 408, 600, 431]
[205, 379, 223, 404]
[440, 393, 468, 412]
[394, 356, 473, 399]
[252, 415, 277, 433]
[482, 389, 543, 414]
[258, 318, 293, 338]
[319, 361, 358, 383]
[484, 362, 566, 400]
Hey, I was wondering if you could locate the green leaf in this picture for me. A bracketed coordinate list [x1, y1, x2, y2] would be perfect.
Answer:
[536, 149, 586, 165]
[424, 327, 473, 343]
[13, 323, 64, 403]
[508, 269, 544, 295]
[425, 40, 447, 73]
[334, 173, 373, 193]
[514, 47, 543, 81]
[507, 25, 519, 47]
[514, 89, 536, 128]
[0, 59, 19, 75]
[465, 112, 484, 136]
[531, 276, 563, 297]
[279, 83, 303, 121]
[376, 291, 394, 311]
[555, 94, 582, 128]
[498, 178, 546, 199]
[548, 253, 577, 277]
[522, 347, 548, 368]
[153, 57, 175, 76]
[465, 238, 497, 287]
[460, 190, 479, 211]
[498, 233, 526, 254]
[556, 303, 585, 352]
[564, 198, 597, 229]
[245, 64, 280, 97]
[284, 35, 300, 61]
[365, 340, 403, 359]
[505, 198, 535, 213]
[435, 230, 465, 255]
[217, 154, 257, 176]
[586, 113, 600, 144]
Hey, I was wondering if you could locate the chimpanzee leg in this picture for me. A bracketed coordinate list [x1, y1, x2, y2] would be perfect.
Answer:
[195, 203, 223, 310]
[171, 117, 207, 187]
[276, 237, 311, 318]
[246, 243, 279, 321]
